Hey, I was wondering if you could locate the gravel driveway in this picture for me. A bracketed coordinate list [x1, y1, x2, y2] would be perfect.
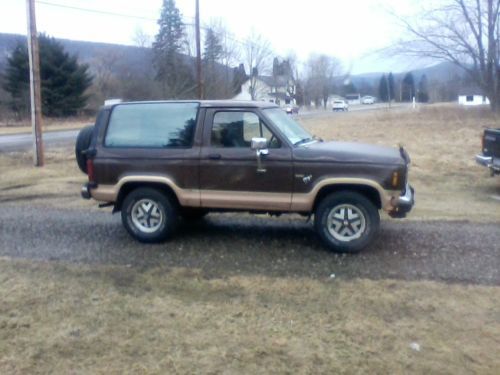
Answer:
[1, 204, 499, 285]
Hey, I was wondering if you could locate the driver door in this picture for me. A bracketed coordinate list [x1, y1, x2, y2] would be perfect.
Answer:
[199, 108, 293, 210]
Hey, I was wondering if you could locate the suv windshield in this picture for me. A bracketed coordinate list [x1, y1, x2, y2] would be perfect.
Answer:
[263, 108, 313, 146]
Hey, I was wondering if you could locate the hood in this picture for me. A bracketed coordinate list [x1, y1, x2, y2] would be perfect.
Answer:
[293, 140, 405, 165]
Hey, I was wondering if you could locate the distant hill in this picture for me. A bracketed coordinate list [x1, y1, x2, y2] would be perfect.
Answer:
[0, 33, 155, 78]
[348, 62, 466, 88]
[0, 33, 242, 108]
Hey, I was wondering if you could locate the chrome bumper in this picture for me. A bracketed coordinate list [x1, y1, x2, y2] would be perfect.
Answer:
[389, 183, 415, 218]
[476, 154, 500, 175]
[475, 154, 492, 167]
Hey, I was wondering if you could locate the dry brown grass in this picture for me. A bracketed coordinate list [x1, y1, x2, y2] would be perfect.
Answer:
[301, 104, 500, 222]
[0, 258, 499, 374]
[0, 147, 95, 210]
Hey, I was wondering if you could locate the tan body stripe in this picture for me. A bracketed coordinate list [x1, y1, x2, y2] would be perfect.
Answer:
[90, 176, 401, 213]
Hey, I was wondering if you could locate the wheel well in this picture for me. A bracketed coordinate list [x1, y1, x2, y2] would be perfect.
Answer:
[114, 182, 180, 212]
[313, 184, 382, 211]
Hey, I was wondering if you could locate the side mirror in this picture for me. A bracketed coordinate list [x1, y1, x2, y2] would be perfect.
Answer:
[251, 137, 268, 173]
[251, 137, 268, 150]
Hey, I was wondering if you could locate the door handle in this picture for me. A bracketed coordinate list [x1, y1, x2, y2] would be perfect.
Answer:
[208, 153, 221, 160]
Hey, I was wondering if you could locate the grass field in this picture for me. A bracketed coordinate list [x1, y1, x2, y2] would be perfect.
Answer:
[1, 258, 499, 374]
[1, 104, 499, 373]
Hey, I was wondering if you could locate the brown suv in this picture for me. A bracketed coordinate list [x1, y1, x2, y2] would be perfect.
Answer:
[76, 101, 414, 252]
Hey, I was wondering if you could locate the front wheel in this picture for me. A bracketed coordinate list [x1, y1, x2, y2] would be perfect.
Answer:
[121, 188, 178, 243]
[314, 191, 380, 253]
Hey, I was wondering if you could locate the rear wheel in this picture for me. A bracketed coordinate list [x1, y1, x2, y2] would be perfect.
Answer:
[314, 191, 380, 253]
[121, 188, 178, 243]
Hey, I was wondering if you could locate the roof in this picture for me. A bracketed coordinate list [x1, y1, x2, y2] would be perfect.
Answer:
[104, 100, 279, 110]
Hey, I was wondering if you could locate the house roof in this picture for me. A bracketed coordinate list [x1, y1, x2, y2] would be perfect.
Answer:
[248, 75, 293, 88]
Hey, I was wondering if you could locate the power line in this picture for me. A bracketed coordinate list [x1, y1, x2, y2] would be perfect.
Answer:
[34, 0, 276, 57]
[35, 0, 158, 21]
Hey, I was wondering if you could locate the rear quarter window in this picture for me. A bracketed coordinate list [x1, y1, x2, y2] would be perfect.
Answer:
[105, 102, 199, 148]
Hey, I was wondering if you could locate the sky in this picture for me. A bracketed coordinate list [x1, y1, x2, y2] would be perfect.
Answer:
[0, 0, 426, 74]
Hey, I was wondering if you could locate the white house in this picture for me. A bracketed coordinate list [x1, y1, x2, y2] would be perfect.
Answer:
[458, 94, 490, 106]
[232, 77, 275, 102]
[232, 75, 296, 107]
[232, 59, 296, 107]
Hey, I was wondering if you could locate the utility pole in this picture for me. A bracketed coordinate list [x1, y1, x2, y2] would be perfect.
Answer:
[385, 73, 391, 108]
[195, 0, 204, 99]
[26, 0, 44, 166]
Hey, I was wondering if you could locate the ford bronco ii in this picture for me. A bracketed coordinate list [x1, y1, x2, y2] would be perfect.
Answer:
[76, 101, 414, 252]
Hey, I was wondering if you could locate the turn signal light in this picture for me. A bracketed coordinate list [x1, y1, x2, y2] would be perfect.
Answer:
[391, 171, 399, 188]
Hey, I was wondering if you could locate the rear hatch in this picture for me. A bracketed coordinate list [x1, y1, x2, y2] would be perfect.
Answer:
[483, 128, 500, 157]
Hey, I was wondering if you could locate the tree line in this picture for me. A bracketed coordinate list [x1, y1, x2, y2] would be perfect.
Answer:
[1, 0, 499, 116]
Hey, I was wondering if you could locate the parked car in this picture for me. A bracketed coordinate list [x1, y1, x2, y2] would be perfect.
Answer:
[284, 104, 299, 114]
[476, 128, 500, 176]
[332, 99, 349, 111]
[76, 100, 414, 253]
[362, 96, 375, 104]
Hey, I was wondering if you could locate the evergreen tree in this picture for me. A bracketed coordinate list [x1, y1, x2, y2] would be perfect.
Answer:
[341, 82, 357, 96]
[417, 74, 429, 102]
[402, 72, 415, 102]
[378, 74, 388, 102]
[153, 0, 193, 98]
[3, 35, 92, 116]
[203, 28, 224, 98]
[203, 28, 223, 64]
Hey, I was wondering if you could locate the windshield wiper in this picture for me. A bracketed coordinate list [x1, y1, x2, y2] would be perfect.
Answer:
[294, 137, 314, 146]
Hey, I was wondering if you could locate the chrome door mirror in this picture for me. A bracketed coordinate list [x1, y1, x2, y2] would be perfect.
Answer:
[251, 137, 268, 173]
[251, 137, 268, 151]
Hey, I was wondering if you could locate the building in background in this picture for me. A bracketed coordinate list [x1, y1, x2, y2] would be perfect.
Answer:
[458, 94, 490, 106]
[232, 58, 296, 107]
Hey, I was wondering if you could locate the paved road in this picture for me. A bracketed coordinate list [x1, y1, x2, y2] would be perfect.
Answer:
[0, 129, 79, 152]
[0, 204, 498, 285]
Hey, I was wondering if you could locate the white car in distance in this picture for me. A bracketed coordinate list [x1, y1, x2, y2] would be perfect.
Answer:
[362, 96, 375, 104]
[332, 99, 349, 112]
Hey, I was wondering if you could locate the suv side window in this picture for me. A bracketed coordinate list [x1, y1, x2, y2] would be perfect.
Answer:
[211, 111, 280, 148]
[105, 102, 199, 148]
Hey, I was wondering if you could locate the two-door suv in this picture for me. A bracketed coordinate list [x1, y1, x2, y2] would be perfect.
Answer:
[76, 101, 414, 252]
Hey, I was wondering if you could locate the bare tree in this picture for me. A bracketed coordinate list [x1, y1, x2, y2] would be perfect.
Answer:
[132, 26, 152, 48]
[304, 54, 342, 108]
[210, 19, 242, 97]
[395, 0, 500, 111]
[243, 32, 273, 100]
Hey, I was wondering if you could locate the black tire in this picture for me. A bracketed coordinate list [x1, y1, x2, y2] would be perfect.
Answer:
[180, 208, 208, 222]
[75, 125, 94, 174]
[121, 188, 178, 243]
[314, 191, 380, 253]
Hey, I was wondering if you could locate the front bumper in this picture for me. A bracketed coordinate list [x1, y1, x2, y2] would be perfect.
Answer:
[389, 183, 415, 218]
[476, 154, 500, 175]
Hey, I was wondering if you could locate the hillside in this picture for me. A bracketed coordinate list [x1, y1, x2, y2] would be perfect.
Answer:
[0, 33, 156, 78]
